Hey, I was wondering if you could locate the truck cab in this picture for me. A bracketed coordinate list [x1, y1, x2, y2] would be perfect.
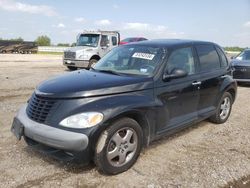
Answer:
[63, 31, 120, 70]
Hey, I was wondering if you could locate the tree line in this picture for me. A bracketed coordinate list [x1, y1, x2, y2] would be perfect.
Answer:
[0, 36, 248, 50]
[0, 35, 74, 47]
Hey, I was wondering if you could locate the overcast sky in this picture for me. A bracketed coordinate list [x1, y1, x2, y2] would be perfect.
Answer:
[0, 0, 250, 47]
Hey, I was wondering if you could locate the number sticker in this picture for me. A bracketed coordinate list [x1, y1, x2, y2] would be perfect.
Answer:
[132, 53, 155, 60]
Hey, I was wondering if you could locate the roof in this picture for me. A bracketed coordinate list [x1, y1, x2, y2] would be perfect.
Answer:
[80, 30, 119, 35]
[125, 39, 216, 48]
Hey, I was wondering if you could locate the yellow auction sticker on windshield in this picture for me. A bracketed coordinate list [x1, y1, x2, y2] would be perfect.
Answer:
[132, 52, 155, 60]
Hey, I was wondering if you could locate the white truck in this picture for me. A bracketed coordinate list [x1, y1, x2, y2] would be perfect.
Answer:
[63, 30, 120, 70]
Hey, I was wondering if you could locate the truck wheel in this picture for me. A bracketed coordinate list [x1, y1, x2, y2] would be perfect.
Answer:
[88, 59, 98, 68]
[95, 118, 143, 175]
[67, 66, 77, 71]
[209, 92, 233, 124]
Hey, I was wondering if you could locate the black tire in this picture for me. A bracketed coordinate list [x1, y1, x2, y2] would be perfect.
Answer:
[209, 92, 233, 124]
[94, 118, 143, 175]
[88, 59, 98, 69]
[67, 66, 77, 71]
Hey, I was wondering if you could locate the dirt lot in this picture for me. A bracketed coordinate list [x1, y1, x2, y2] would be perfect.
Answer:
[0, 54, 250, 188]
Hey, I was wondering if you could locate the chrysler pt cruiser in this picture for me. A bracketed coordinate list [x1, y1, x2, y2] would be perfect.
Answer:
[11, 39, 237, 174]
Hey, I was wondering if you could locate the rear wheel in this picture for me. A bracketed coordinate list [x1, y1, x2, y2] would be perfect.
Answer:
[67, 66, 77, 71]
[209, 92, 233, 124]
[95, 118, 143, 175]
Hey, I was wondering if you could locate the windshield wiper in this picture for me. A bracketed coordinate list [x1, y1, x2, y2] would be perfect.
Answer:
[94, 69, 122, 76]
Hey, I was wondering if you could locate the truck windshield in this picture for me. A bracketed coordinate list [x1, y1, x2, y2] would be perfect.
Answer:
[93, 45, 166, 76]
[76, 34, 100, 47]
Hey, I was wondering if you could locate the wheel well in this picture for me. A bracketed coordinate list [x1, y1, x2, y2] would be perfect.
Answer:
[227, 88, 236, 102]
[90, 55, 100, 61]
[109, 112, 150, 147]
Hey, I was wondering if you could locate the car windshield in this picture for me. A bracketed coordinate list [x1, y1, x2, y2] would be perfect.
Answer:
[93, 45, 166, 76]
[121, 38, 136, 43]
[76, 34, 100, 47]
[236, 50, 250, 61]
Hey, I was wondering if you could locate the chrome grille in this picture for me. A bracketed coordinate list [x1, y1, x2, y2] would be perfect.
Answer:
[26, 94, 56, 123]
[233, 66, 250, 79]
[64, 51, 75, 59]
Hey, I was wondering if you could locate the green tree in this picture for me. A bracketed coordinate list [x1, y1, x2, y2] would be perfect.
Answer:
[9, 37, 23, 42]
[35, 35, 51, 46]
[224, 46, 245, 52]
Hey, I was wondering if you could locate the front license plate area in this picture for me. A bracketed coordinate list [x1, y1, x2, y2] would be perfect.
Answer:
[11, 118, 24, 140]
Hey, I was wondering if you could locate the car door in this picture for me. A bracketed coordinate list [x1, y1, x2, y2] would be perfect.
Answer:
[155, 46, 200, 134]
[99, 35, 112, 57]
[194, 44, 228, 118]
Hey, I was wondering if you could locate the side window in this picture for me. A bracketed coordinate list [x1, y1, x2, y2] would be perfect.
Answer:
[100, 35, 109, 47]
[196, 44, 220, 72]
[112, 36, 117, 46]
[167, 47, 195, 75]
[244, 51, 250, 60]
[216, 47, 228, 67]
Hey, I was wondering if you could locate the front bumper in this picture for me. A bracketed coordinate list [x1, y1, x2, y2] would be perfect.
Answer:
[63, 59, 89, 68]
[12, 104, 89, 152]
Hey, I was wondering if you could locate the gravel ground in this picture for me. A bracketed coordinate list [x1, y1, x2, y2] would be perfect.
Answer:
[0, 54, 249, 188]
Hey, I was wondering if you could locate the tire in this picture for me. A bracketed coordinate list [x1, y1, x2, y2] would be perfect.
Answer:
[209, 92, 233, 124]
[94, 118, 143, 175]
[88, 59, 98, 69]
[67, 66, 77, 71]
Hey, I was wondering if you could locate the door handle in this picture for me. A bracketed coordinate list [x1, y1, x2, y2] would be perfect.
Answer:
[192, 81, 201, 86]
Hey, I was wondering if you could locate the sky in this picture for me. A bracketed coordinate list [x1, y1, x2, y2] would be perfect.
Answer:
[0, 0, 250, 47]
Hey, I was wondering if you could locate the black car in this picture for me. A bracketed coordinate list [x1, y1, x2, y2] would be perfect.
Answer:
[231, 49, 250, 83]
[11, 39, 237, 174]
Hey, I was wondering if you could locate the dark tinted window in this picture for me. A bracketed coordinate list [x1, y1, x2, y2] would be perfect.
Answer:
[112, 36, 117, 46]
[236, 50, 250, 60]
[196, 44, 220, 72]
[216, 47, 228, 67]
[138, 38, 147, 41]
[100, 35, 109, 46]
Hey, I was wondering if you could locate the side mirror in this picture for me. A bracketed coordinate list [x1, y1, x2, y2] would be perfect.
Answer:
[163, 68, 188, 81]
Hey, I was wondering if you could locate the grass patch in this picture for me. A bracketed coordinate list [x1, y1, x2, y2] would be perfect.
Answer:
[37, 51, 63, 55]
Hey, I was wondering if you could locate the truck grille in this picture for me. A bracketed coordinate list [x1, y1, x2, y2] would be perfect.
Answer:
[233, 66, 250, 79]
[26, 94, 56, 123]
[64, 51, 75, 59]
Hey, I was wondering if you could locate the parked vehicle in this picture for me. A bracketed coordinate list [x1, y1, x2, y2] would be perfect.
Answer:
[11, 39, 237, 175]
[119, 37, 147, 45]
[0, 40, 37, 54]
[231, 49, 250, 83]
[63, 30, 120, 70]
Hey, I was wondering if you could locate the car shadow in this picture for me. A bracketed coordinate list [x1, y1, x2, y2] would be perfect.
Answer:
[24, 146, 95, 174]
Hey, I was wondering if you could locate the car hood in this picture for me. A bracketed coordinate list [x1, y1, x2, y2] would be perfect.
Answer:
[231, 59, 250, 67]
[35, 70, 153, 98]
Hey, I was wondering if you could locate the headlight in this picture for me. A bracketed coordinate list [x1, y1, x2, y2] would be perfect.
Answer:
[59, 112, 103, 128]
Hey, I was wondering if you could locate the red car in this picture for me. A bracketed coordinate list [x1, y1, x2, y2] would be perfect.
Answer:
[119, 37, 147, 45]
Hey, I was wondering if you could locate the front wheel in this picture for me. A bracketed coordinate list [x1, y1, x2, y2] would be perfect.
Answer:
[94, 118, 143, 175]
[88, 59, 98, 69]
[209, 92, 233, 124]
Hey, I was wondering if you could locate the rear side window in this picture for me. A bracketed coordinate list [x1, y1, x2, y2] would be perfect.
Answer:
[216, 47, 228, 67]
[112, 36, 117, 46]
[196, 44, 220, 72]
